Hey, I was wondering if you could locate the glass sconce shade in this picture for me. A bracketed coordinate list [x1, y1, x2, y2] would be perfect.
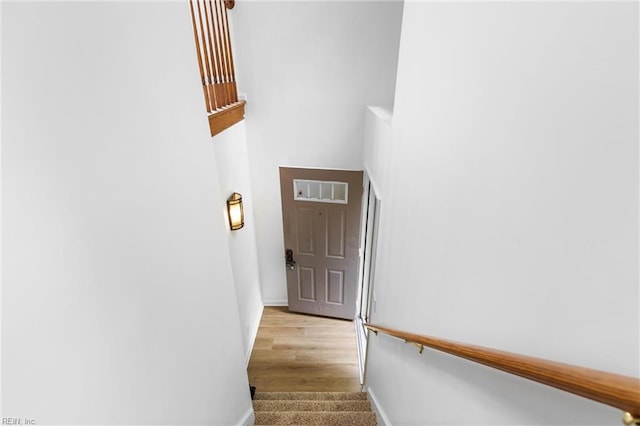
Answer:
[227, 192, 244, 231]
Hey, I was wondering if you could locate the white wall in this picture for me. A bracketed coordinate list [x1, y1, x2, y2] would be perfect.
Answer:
[212, 121, 264, 361]
[2, 2, 253, 424]
[232, 1, 404, 304]
[363, 106, 393, 200]
[365, 2, 638, 425]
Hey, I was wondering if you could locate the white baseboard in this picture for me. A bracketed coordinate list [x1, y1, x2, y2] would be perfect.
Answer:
[367, 387, 391, 426]
[246, 303, 264, 366]
[237, 406, 255, 426]
[262, 299, 288, 306]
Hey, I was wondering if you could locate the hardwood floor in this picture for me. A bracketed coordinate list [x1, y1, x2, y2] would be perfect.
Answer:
[247, 306, 361, 392]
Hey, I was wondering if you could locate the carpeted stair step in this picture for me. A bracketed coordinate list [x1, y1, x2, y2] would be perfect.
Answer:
[254, 391, 368, 401]
[253, 399, 372, 412]
[254, 410, 377, 425]
[252, 391, 377, 425]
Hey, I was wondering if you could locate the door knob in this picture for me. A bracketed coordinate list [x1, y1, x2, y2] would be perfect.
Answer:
[285, 249, 296, 270]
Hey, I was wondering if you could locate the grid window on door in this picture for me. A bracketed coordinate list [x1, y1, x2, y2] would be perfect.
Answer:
[294, 179, 349, 204]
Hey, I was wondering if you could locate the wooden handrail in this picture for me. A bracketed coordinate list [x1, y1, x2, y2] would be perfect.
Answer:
[364, 323, 640, 422]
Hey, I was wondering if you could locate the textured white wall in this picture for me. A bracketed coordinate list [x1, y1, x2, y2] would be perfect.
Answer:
[365, 2, 638, 425]
[232, 1, 404, 304]
[2, 2, 252, 424]
[212, 121, 264, 361]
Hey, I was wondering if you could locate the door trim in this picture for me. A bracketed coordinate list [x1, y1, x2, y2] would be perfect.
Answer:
[355, 172, 382, 384]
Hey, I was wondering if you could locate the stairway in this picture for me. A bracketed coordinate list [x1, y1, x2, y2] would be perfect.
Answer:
[253, 391, 377, 425]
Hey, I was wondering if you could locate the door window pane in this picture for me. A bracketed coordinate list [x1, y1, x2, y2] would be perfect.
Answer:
[294, 180, 348, 204]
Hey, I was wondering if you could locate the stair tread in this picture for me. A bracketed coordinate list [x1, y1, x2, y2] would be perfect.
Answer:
[254, 391, 368, 401]
[254, 410, 377, 425]
[253, 400, 372, 412]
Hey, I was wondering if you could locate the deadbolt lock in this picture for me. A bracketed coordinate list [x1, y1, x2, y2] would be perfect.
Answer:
[285, 249, 296, 270]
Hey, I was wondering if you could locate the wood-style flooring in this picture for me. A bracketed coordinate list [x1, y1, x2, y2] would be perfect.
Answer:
[247, 306, 361, 392]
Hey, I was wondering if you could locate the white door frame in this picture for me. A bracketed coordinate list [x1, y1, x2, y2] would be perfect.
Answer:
[355, 172, 382, 384]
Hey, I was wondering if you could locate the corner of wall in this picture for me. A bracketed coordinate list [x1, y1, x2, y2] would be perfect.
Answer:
[246, 302, 264, 365]
[366, 105, 393, 125]
[367, 386, 391, 426]
[363, 105, 395, 202]
[237, 406, 255, 426]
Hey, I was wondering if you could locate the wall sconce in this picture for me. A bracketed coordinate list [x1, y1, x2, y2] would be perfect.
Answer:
[227, 192, 244, 231]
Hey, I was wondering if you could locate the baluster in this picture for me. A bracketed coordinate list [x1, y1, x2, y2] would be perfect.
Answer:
[222, 1, 238, 102]
[188, 0, 212, 112]
[195, 0, 215, 112]
[202, 0, 220, 109]
[213, 0, 230, 107]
